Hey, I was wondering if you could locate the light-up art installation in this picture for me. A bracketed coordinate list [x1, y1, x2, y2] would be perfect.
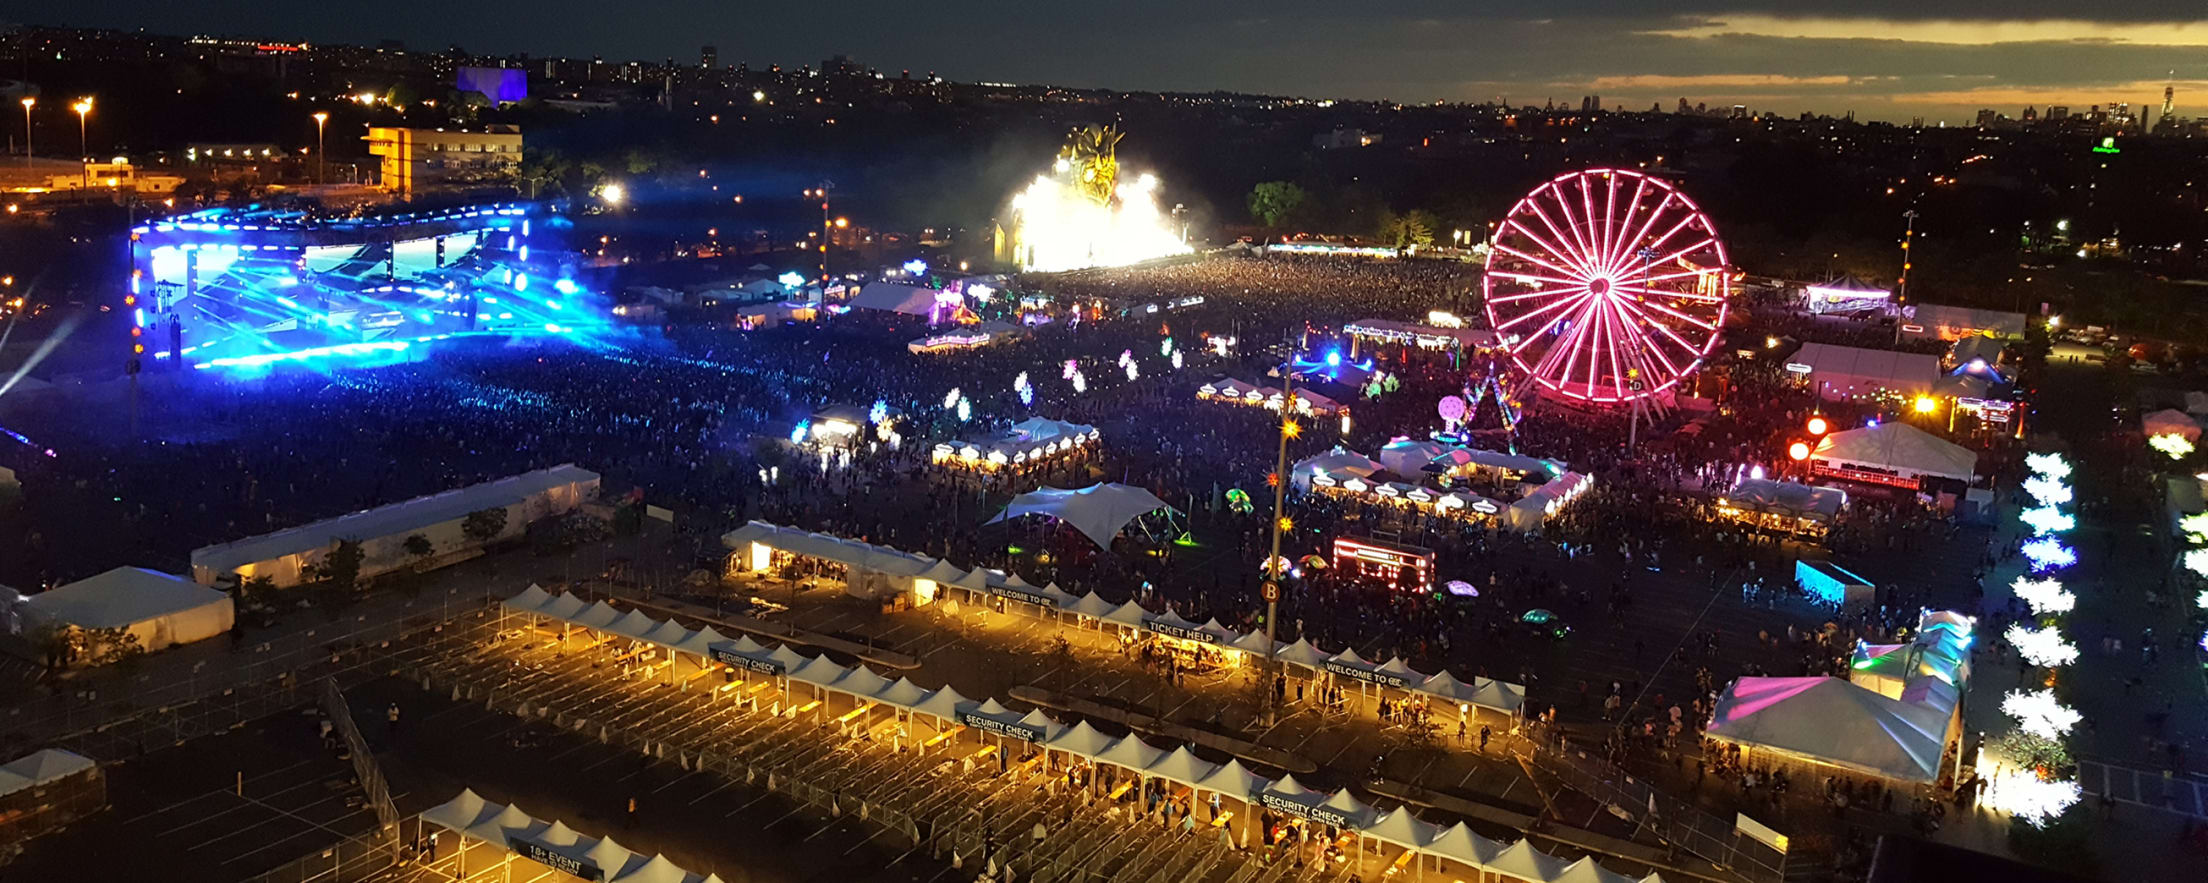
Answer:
[998, 125, 1191, 272]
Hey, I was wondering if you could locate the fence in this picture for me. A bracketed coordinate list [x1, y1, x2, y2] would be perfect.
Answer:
[320, 677, 400, 836]
[240, 819, 431, 883]
[1514, 729, 1787, 883]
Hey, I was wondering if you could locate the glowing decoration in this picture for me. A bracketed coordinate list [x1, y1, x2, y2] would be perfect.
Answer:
[1787, 441, 1810, 461]
[868, 399, 889, 425]
[1001, 124, 1192, 272]
[2184, 548, 2208, 577]
[1445, 580, 1479, 597]
[1071, 372, 1087, 394]
[512, 272, 530, 292]
[1161, 338, 1174, 356]
[1340, 412, 1352, 434]
[1063, 359, 1079, 380]
[1806, 415, 1829, 436]
[956, 399, 972, 422]
[2010, 576, 2075, 615]
[902, 259, 929, 276]
[2179, 512, 2208, 543]
[943, 387, 963, 410]
[1117, 349, 1133, 368]
[1912, 395, 1938, 414]
[1019, 384, 1034, 407]
[1324, 350, 1343, 368]
[2150, 433, 2194, 460]
[778, 271, 807, 288]
[790, 420, 811, 444]
[1226, 488, 1254, 514]
[2021, 476, 2072, 507]
[2018, 506, 2075, 536]
[1124, 361, 1139, 381]
[2198, 587, 2208, 609]
[2025, 453, 2072, 480]
[2019, 537, 2076, 571]
[1171, 351, 1183, 370]
[553, 278, 579, 296]
[1482, 168, 1730, 405]
[2005, 623, 2079, 668]
[599, 183, 626, 206]
[1437, 395, 1468, 424]
[1978, 763, 2082, 828]
[2002, 689, 2081, 740]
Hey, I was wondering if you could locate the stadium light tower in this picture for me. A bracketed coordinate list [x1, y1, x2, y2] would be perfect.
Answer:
[311, 112, 329, 183]
[71, 98, 91, 189]
[19, 97, 32, 169]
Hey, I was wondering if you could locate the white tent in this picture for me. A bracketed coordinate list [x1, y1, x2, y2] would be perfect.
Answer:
[1724, 479, 1848, 522]
[986, 483, 1178, 548]
[1705, 676, 1950, 782]
[1376, 438, 1452, 476]
[0, 749, 95, 798]
[1788, 342, 1940, 401]
[846, 282, 939, 317]
[1811, 421, 1977, 483]
[2144, 409, 2201, 442]
[1292, 447, 1383, 489]
[421, 790, 725, 883]
[21, 567, 235, 654]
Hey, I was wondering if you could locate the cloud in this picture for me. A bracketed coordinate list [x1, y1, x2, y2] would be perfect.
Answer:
[1642, 15, 2208, 46]
[1591, 74, 1853, 89]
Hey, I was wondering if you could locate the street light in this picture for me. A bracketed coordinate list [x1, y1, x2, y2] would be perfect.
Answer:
[18, 97, 32, 170]
[311, 112, 329, 184]
[71, 98, 91, 189]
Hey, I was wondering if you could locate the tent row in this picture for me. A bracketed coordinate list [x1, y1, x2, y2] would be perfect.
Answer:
[495, 587, 1645, 883]
[1310, 466, 1592, 532]
[931, 417, 1100, 470]
[1195, 379, 1348, 416]
[423, 789, 724, 883]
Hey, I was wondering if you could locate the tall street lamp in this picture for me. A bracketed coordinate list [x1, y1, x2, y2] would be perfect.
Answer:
[18, 97, 32, 170]
[72, 98, 92, 190]
[311, 112, 329, 184]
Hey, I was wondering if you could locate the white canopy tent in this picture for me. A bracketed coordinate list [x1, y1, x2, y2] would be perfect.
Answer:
[1810, 422, 1977, 484]
[17, 567, 235, 655]
[986, 483, 1179, 548]
[1290, 447, 1384, 490]
[421, 789, 726, 883]
[846, 282, 939, 317]
[1706, 676, 1951, 782]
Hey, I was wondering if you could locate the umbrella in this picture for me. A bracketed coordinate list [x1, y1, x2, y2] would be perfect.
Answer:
[1445, 580, 1478, 597]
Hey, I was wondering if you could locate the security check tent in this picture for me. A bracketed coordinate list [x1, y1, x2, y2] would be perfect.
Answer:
[422, 790, 726, 883]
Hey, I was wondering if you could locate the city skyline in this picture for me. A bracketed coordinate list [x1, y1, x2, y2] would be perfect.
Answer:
[18, 3, 2208, 124]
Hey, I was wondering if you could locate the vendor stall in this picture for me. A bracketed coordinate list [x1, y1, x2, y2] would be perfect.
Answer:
[1717, 479, 1848, 538]
[932, 417, 1099, 471]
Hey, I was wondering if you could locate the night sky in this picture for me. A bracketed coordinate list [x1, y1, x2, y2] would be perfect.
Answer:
[25, 2, 2208, 123]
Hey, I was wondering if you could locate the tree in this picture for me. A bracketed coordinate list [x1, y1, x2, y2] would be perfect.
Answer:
[402, 534, 435, 567]
[1375, 210, 1437, 251]
[1247, 181, 1308, 238]
[321, 539, 366, 594]
[462, 508, 510, 545]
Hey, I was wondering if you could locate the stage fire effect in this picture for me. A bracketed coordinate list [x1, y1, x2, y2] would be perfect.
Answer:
[997, 125, 1191, 272]
[129, 203, 611, 373]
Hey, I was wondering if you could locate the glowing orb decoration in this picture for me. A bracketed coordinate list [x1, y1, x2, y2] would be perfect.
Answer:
[943, 387, 963, 410]
[2005, 623, 2079, 668]
[1161, 337, 1174, 356]
[2003, 688, 2081, 740]
[956, 398, 972, 422]
[1438, 395, 1468, 424]
[2179, 512, 2208, 543]
[778, 271, 807, 288]
[1063, 359, 1079, 380]
[2010, 576, 2075, 615]
[1788, 441, 1811, 461]
[869, 399, 889, 425]
[2019, 506, 2075, 536]
[2025, 453, 2072, 480]
[2022, 475, 2072, 507]
[2150, 432, 2195, 460]
[902, 259, 929, 276]
[1019, 384, 1034, 407]
[1482, 168, 1730, 405]
[1124, 361, 1140, 381]
[1071, 371, 1087, 394]
[2197, 587, 2208, 609]
[1806, 415, 1829, 436]
[2019, 537, 2076, 571]
[1445, 580, 1479, 597]
[1118, 349, 1133, 367]
[790, 420, 811, 444]
[1001, 126, 1191, 272]
[1171, 351, 1184, 370]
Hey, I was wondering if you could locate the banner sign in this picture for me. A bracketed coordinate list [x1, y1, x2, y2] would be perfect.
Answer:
[512, 835, 602, 881]
[1258, 792, 1353, 828]
[1323, 660, 1416, 690]
[709, 646, 785, 675]
[1140, 617, 1218, 644]
[985, 584, 1058, 608]
[957, 711, 1044, 742]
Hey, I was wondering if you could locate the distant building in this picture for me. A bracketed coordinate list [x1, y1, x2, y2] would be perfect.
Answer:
[1312, 128, 1379, 150]
[363, 125, 522, 197]
[2048, 106, 2069, 121]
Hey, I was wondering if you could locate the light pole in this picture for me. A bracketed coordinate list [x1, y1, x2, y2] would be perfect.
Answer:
[18, 97, 32, 170]
[1261, 359, 1301, 722]
[1896, 209, 1919, 303]
[311, 112, 329, 184]
[71, 98, 91, 190]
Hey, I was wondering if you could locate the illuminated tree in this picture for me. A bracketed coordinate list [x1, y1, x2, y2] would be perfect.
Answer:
[1247, 181, 1308, 233]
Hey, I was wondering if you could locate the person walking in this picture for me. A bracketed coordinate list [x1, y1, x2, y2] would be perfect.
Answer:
[385, 703, 401, 745]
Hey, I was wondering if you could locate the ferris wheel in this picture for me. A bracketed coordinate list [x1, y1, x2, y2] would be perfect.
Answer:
[1482, 169, 1731, 405]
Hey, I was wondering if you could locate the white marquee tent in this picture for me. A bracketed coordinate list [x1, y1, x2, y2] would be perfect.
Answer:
[16, 567, 235, 654]
[986, 483, 1178, 548]
[1705, 676, 1951, 782]
[1810, 422, 1977, 484]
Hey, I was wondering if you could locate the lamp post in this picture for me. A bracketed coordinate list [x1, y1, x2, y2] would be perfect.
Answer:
[18, 97, 32, 170]
[71, 98, 91, 190]
[1261, 358, 1300, 723]
[311, 112, 329, 184]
